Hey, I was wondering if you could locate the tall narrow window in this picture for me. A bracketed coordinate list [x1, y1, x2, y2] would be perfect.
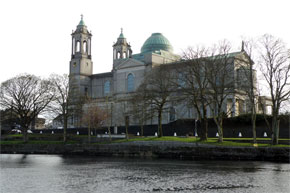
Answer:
[72, 38, 75, 55]
[127, 73, 134, 92]
[76, 41, 80, 52]
[84, 87, 88, 96]
[104, 81, 110, 95]
[83, 41, 87, 53]
[178, 73, 185, 88]
[169, 107, 176, 121]
[113, 49, 116, 59]
[88, 39, 91, 55]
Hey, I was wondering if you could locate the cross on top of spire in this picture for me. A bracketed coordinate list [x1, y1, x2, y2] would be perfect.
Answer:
[78, 14, 85, 26]
[119, 27, 125, 39]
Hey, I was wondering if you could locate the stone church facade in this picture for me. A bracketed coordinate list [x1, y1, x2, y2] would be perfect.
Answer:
[67, 17, 271, 129]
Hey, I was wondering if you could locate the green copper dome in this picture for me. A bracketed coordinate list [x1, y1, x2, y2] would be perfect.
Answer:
[141, 33, 173, 53]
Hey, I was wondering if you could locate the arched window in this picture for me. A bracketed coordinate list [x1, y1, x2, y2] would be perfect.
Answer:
[83, 41, 87, 53]
[178, 73, 185, 88]
[169, 107, 175, 121]
[76, 41, 80, 52]
[113, 49, 116, 59]
[117, 52, 121, 59]
[87, 39, 91, 55]
[127, 73, 134, 92]
[104, 81, 110, 95]
[84, 87, 88, 96]
[123, 52, 127, 58]
[72, 38, 75, 55]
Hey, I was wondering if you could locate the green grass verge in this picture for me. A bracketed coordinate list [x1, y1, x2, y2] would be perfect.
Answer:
[1, 136, 289, 147]
[112, 136, 290, 147]
[113, 136, 198, 143]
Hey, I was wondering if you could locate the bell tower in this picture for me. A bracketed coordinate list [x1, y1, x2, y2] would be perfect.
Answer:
[70, 15, 93, 76]
[69, 15, 92, 97]
[113, 28, 132, 67]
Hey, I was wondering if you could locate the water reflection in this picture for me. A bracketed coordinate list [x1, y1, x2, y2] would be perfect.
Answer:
[1, 154, 289, 193]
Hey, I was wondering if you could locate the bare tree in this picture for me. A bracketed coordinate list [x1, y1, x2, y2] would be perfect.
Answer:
[0, 74, 54, 142]
[258, 34, 290, 145]
[139, 65, 175, 137]
[236, 39, 259, 143]
[49, 74, 70, 142]
[49, 74, 87, 142]
[129, 85, 152, 136]
[205, 41, 235, 143]
[179, 46, 211, 141]
[82, 100, 108, 143]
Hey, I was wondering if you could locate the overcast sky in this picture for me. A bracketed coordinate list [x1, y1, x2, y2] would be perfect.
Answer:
[0, 0, 289, 84]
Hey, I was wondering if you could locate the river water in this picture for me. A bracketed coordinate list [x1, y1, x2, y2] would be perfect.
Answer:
[0, 154, 289, 193]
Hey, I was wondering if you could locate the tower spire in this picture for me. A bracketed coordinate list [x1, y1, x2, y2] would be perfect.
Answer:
[78, 14, 85, 26]
[113, 29, 132, 62]
[119, 28, 124, 38]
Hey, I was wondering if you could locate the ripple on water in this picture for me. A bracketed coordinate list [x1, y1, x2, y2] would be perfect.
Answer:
[1, 155, 290, 193]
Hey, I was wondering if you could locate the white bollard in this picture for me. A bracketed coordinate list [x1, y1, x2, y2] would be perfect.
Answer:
[174, 132, 177, 137]
[137, 132, 140, 136]
[216, 132, 219, 137]
[238, 132, 242, 137]
[51, 131, 54, 134]
[77, 131, 79, 135]
[155, 132, 157, 136]
[91, 131, 93, 135]
[264, 132, 267, 137]
[40, 131, 42, 134]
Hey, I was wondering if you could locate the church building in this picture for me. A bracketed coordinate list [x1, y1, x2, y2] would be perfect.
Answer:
[67, 16, 271, 129]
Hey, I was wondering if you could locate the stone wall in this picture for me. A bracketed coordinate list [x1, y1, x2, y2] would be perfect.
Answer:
[1, 142, 289, 162]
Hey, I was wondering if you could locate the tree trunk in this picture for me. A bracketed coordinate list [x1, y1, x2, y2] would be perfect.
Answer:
[252, 112, 257, 144]
[23, 128, 28, 143]
[217, 124, 223, 143]
[272, 114, 279, 145]
[125, 116, 129, 140]
[214, 117, 223, 143]
[63, 115, 67, 143]
[158, 110, 163, 138]
[141, 124, 144, 136]
[200, 118, 208, 141]
[88, 123, 91, 144]
[108, 126, 112, 142]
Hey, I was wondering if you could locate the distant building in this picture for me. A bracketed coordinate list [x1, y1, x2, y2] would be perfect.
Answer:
[67, 16, 272, 128]
[52, 114, 64, 129]
[0, 108, 46, 130]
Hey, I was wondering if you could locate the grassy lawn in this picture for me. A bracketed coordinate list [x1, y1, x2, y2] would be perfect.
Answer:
[1, 135, 289, 147]
[113, 136, 198, 143]
[112, 136, 290, 147]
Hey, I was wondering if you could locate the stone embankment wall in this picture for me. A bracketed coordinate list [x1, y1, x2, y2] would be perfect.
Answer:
[1, 141, 289, 162]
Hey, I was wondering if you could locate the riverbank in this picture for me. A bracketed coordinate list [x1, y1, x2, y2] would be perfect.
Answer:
[1, 141, 289, 162]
